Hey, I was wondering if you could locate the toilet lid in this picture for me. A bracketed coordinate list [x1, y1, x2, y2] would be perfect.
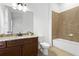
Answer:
[40, 42, 50, 47]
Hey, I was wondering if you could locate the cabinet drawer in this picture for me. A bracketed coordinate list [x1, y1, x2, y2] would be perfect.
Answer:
[0, 41, 6, 48]
[7, 39, 23, 47]
[23, 38, 38, 44]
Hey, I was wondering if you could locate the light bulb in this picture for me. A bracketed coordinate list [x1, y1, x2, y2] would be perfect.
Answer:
[17, 4, 22, 10]
[22, 6, 29, 12]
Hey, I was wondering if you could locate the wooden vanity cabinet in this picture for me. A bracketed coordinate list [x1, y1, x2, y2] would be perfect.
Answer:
[0, 37, 38, 56]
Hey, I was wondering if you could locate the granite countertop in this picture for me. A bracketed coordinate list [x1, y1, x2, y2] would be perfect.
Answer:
[0, 35, 38, 41]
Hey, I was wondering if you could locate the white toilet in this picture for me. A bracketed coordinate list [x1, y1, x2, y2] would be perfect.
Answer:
[40, 42, 50, 55]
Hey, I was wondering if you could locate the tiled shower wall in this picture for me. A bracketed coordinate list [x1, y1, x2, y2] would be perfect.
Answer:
[52, 6, 79, 42]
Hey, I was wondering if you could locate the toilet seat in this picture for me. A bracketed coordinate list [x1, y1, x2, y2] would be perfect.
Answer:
[40, 42, 50, 48]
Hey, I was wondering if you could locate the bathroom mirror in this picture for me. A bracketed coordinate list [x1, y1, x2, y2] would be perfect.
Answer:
[0, 3, 33, 34]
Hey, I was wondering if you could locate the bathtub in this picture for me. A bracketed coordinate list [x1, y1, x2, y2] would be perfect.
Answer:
[53, 38, 79, 56]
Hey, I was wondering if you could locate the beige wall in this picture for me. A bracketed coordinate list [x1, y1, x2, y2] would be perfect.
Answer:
[52, 6, 79, 42]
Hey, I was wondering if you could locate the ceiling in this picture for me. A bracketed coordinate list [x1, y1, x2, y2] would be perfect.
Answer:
[50, 3, 79, 13]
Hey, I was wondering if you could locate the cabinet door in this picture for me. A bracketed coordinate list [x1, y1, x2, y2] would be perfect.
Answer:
[23, 45, 37, 56]
[22, 38, 38, 56]
[0, 46, 21, 56]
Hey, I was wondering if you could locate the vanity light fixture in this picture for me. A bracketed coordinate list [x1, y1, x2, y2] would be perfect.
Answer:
[12, 3, 29, 12]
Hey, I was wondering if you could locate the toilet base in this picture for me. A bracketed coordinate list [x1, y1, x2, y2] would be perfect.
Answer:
[40, 46, 49, 55]
[40, 42, 50, 55]
[43, 48, 48, 55]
